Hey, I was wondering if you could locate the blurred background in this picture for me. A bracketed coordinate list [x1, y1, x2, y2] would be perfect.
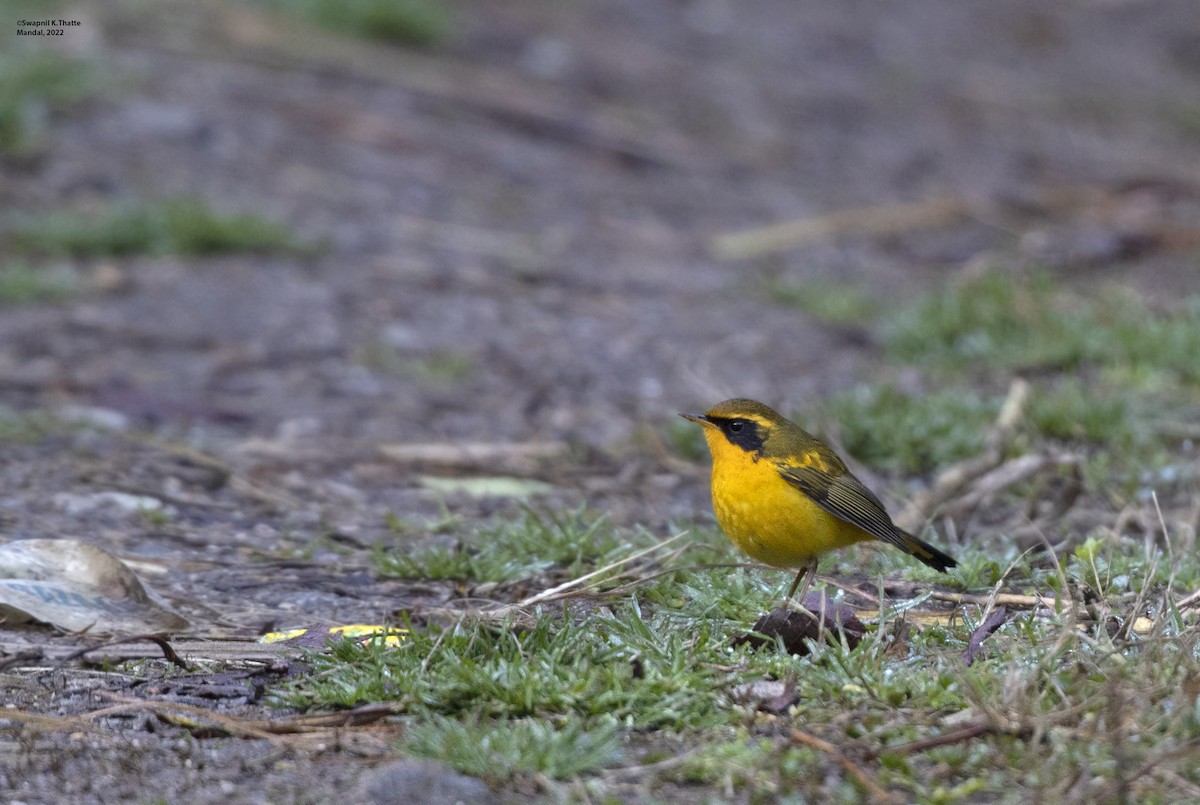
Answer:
[3, 0, 1200, 799]
[2, 0, 1198, 539]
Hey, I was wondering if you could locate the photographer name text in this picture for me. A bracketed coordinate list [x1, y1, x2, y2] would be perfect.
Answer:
[17, 19, 82, 35]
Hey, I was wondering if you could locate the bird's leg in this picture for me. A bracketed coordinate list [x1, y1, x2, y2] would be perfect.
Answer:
[785, 558, 817, 606]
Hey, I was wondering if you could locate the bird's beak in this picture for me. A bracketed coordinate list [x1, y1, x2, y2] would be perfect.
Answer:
[679, 412, 710, 426]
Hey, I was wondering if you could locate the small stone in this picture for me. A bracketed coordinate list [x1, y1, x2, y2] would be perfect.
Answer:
[55, 405, 129, 431]
[730, 679, 789, 705]
[355, 758, 496, 805]
[53, 491, 168, 516]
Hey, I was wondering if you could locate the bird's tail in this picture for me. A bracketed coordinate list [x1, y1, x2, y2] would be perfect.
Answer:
[895, 529, 957, 572]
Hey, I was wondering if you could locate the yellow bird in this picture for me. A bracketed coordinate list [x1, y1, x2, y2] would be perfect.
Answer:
[681, 398, 956, 604]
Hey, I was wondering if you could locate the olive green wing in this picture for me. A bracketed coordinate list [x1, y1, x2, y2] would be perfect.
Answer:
[778, 465, 957, 571]
[779, 465, 903, 546]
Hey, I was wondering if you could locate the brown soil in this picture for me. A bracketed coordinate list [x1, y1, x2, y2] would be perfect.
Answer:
[2, 0, 1199, 801]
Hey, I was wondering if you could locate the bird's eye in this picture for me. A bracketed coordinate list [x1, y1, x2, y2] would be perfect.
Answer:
[728, 421, 744, 433]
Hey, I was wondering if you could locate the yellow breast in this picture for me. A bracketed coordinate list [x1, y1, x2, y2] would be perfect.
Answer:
[704, 431, 868, 568]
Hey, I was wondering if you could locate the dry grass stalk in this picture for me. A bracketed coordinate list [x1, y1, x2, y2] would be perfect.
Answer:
[790, 728, 900, 804]
[712, 197, 972, 260]
[894, 379, 1030, 533]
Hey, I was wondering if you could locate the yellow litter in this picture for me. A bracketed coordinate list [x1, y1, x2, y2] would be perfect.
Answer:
[260, 624, 408, 648]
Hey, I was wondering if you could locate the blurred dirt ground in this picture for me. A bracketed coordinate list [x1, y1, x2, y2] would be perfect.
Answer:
[1, 0, 1199, 801]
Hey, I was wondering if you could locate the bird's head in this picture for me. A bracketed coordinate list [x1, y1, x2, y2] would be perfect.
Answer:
[678, 398, 788, 458]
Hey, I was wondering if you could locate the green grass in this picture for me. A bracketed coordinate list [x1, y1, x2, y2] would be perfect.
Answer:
[375, 508, 652, 584]
[0, 49, 97, 156]
[664, 415, 709, 462]
[763, 278, 877, 324]
[0, 408, 78, 443]
[884, 269, 1200, 383]
[0, 263, 79, 305]
[1027, 380, 1139, 446]
[404, 716, 622, 781]
[815, 377, 1190, 503]
[137, 506, 173, 527]
[277, 508, 1200, 801]
[356, 342, 476, 387]
[1159, 97, 1200, 140]
[5, 198, 314, 258]
[794, 272, 1200, 491]
[827, 385, 998, 475]
[279, 605, 746, 730]
[270, 0, 452, 47]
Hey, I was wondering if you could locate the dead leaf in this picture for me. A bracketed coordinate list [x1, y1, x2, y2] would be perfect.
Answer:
[883, 616, 913, 660]
[0, 540, 189, 634]
[962, 606, 1009, 666]
[733, 592, 866, 655]
[729, 679, 796, 714]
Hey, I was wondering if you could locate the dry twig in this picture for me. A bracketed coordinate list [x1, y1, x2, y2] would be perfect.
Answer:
[894, 379, 1030, 533]
[518, 531, 691, 607]
[378, 441, 569, 476]
[870, 722, 995, 759]
[790, 729, 900, 804]
[90, 692, 401, 738]
[712, 197, 973, 260]
[58, 635, 191, 671]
